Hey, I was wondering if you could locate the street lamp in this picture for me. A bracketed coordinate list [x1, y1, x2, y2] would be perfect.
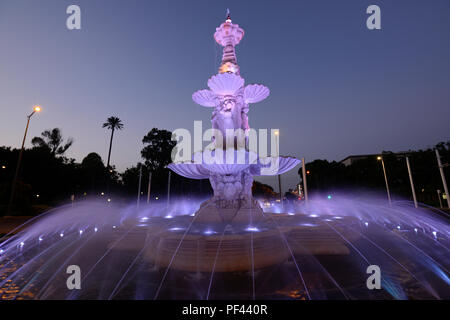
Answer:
[137, 163, 142, 209]
[437, 190, 443, 208]
[435, 149, 450, 208]
[377, 156, 392, 206]
[7, 106, 42, 215]
[274, 130, 282, 204]
[405, 156, 418, 208]
[301, 157, 309, 203]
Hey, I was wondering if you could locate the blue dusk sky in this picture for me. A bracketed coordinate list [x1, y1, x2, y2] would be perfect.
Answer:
[0, 0, 449, 192]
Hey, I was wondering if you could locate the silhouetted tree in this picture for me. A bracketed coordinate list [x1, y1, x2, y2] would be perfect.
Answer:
[31, 128, 73, 156]
[80, 152, 108, 192]
[252, 181, 276, 200]
[102, 116, 124, 169]
[141, 128, 176, 171]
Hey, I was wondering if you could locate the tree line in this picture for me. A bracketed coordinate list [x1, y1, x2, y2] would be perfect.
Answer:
[297, 141, 450, 206]
[0, 117, 212, 216]
[1, 115, 447, 215]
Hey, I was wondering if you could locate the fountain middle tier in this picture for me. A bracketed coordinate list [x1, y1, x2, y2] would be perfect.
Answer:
[168, 149, 300, 223]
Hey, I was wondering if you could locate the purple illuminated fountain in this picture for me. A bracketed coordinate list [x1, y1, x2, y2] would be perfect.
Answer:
[0, 13, 449, 300]
[168, 13, 299, 224]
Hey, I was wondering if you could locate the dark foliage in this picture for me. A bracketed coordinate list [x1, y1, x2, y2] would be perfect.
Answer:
[298, 141, 450, 205]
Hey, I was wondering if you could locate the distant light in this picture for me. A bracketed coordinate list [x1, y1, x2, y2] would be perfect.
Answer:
[274, 130, 279, 136]
[79, 230, 83, 235]
[287, 212, 295, 216]
[377, 156, 382, 161]
[324, 219, 332, 222]
[414, 228, 418, 233]
[107, 198, 111, 202]
[140, 217, 148, 221]
[327, 195, 332, 199]
[190, 213, 195, 217]
[38, 236, 43, 241]
[203, 229, 215, 235]
[83, 192, 87, 196]
[94, 227, 98, 232]
[397, 225, 401, 230]
[112, 225, 117, 229]
[306, 170, 310, 175]
[169, 227, 184, 231]
[309, 214, 318, 218]
[245, 226, 260, 232]
[300, 223, 317, 227]
[101, 192, 104, 196]
[33, 105, 41, 112]
[334, 216, 343, 219]
[1, 165, 5, 169]
[36, 194, 40, 198]
[0, 249, 3, 254]
[365, 222, 369, 227]
[20, 242, 25, 247]
[60, 233, 64, 237]
[155, 197, 159, 200]
[164, 215, 173, 219]
[432, 231, 437, 237]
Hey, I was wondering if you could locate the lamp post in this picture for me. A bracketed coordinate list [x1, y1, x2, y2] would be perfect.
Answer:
[274, 130, 282, 204]
[137, 164, 142, 209]
[167, 170, 171, 207]
[7, 106, 41, 215]
[435, 149, 450, 208]
[147, 171, 152, 204]
[377, 156, 392, 206]
[301, 157, 308, 203]
[437, 190, 443, 208]
[404, 156, 418, 208]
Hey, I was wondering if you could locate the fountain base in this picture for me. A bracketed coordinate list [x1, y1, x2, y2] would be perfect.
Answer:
[193, 195, 265, 224]
[112, 213, 359, 273]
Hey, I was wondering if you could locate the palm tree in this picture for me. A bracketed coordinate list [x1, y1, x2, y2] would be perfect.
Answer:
[31, 128, 73, 156]
[102, 116, 124, 169]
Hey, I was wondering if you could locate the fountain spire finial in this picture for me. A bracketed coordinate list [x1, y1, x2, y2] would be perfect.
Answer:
[214, 11, 244, 74]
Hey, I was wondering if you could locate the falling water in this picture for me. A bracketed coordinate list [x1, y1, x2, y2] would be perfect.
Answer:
[0, 194, 448, 300]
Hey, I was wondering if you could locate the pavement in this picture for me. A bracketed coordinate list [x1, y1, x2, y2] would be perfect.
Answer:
[0, 216, 34, 235]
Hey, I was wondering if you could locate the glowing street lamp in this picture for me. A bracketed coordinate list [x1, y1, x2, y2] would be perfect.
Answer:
[7, 106, 42, 215]
[377, 156, 391, 206]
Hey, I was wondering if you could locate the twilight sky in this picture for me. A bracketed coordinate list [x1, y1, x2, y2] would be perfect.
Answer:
[0, 0, 449, 193]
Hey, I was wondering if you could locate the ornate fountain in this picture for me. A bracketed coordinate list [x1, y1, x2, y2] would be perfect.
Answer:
[1, 12, 448, 301]
[168, 13, 300, 224]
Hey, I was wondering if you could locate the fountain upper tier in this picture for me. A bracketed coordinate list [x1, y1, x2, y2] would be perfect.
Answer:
[169, 13, 300, 208]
